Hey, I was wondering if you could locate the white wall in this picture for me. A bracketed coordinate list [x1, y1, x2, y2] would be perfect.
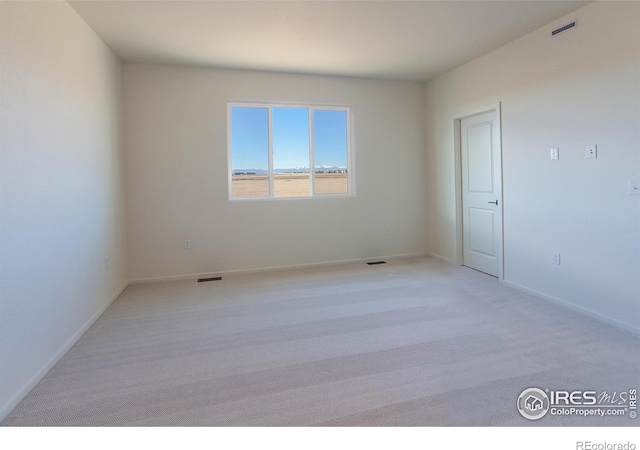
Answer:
[0, 2, 128, 418]
[124, 65, 428, 281]
[424, 2, 640, 333]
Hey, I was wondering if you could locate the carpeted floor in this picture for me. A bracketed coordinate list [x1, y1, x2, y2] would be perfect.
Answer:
[2, 256, 638, 426]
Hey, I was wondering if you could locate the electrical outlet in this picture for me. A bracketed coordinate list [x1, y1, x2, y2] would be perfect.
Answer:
[184, 239, 192, 249]
[552, 252, 561, 266]
[104, 256, 111, 271]
[629, 180, 640, 196]
[550, 148, 559, 160]
[384, 227, 391, 236]
[586, 145, 597, 159]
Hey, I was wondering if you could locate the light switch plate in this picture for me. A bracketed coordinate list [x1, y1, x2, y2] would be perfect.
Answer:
[630, 180, 640, 196]
[587, 145, 597, 159]
[550, 148, 559, 160]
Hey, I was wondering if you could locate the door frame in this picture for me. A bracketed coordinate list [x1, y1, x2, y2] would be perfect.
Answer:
[453, 103, 504, 280]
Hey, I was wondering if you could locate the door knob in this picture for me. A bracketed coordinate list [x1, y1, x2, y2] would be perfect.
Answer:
[488, 200, 498, 205]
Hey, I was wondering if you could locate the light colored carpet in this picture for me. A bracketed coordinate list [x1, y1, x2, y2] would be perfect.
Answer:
[2, 256, 638, 426]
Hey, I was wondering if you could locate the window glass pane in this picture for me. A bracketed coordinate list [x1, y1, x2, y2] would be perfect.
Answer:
[230, 107, 269, 197]
[229, 103, 351, 200]
[313, 110, 348, 195]
[273, 107, 310, 197]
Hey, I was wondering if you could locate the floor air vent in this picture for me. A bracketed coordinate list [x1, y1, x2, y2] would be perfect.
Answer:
[367, 261, 387, 265]
[552, 20, 577, 37]
[197, 277, 222, 282]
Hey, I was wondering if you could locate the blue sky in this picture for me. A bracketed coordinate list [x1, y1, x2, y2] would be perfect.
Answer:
[273, 107, 309, 169]
[231, 106, 347, 171]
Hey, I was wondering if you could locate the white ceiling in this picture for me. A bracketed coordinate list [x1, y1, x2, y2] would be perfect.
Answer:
[69, 0, 590, 82]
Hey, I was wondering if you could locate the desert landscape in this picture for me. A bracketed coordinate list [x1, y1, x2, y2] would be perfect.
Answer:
[232, 173, 348, 197]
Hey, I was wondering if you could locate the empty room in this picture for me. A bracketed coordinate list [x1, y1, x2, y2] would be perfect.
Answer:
[1, 0, 639, 443]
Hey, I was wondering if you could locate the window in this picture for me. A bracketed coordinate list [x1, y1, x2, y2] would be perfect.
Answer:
[228, 103, 352, 199]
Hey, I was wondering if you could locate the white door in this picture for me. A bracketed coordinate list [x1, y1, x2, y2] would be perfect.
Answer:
[460, 111, 502, 277]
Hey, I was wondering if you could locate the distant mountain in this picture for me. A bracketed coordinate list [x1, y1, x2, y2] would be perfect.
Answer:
[232, 168, 268, 175]
[274, 167, 310, 174]
[233, 166, 347, 175]
[313, 166, 347, 173]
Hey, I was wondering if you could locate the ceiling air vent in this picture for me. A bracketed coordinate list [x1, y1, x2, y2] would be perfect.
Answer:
[551, 20, 577, 37]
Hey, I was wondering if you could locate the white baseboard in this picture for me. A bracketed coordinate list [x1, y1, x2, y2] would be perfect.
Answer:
[423, 251, 457, 265]
[500, 279, 640, 337]
[129, 252, 431, 285]
[0, 281, 129, 422]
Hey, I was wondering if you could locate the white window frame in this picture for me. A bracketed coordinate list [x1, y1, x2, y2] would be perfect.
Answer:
[227, 102, 354, 200]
